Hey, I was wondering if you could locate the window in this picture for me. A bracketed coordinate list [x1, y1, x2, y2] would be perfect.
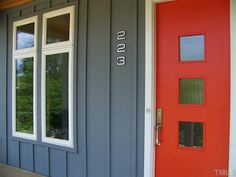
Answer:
[42, 6, 74, 148]
[179, 78, 204, 105]
[12, 6, 75, 148]
[179, 35, 205, 61]
[12, 16, 38, 140]
[42, 6, 74, 49]
[179, 121, 203, 148]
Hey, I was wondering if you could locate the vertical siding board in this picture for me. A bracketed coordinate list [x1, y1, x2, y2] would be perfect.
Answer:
[49, 149, 67, 177]
[0, 11, 7, 164]
[7, 10, 20, 168]
[34, 146, 49, 176]
[110, 0, 138, 176]
[7, 140, 20, 167]
[131, 1, 138, 177]
[34, 0, 50, 12]
[21, 4, 34, 16]
[67, 153, 81, 177]
[20, 142, 34, 171]
[77, 0, 88, 176]
[86, 0, 111, 176]
[137, 0, 145, 176]
[51, 0, 68, 7]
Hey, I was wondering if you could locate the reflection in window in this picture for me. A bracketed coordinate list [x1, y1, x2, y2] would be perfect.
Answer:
[180, 35, 205, 61]
[179, 121, 203, 148]
[16, 57, 34, 134]
[179, 78, 204, 104]
[46, 53, 69, 140]
[46, 14, 70, 44]
[16, 23, 35, 49]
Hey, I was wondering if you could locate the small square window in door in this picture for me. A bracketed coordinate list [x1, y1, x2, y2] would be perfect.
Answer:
[179, 122, 203, 148]
[179, 78, 204, 105]
[180, 35, 205, 61]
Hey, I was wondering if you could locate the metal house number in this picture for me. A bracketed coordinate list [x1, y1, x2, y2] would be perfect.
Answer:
[116, 31, 126, 66]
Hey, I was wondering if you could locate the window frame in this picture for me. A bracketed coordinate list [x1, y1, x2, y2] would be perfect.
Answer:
[41, 6, 75, 148]
[12, 16, 38, 140]
[12, 53, 37, 140]
[13, 16, 38, 54]
[42, 6, 75, 50]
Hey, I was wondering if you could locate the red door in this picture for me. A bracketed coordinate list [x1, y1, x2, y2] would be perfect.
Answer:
[155, 1, 230, 177]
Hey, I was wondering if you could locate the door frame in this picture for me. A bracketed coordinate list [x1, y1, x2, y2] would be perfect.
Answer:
[144, 0, 236, 177]
[229, 0, 236, 176]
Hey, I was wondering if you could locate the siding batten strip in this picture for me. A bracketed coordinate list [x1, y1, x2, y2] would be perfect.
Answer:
[107, 0, 112, 176]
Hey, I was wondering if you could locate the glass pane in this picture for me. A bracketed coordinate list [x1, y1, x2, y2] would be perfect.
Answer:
[180, 35, 205, 61]
[179, 122, 203, 148]
[16, 57, 34, 134]
[179, 78, 204, 104]
[46, 14, 70, 44]
[16, 23, 35, 49]
[46, 53, 69, 140]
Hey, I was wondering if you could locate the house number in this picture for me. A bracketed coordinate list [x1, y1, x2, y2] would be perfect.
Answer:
[116, 31, 126, 66]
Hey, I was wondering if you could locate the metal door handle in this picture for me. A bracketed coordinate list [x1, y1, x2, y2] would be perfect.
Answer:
[156, 108, 163, 145]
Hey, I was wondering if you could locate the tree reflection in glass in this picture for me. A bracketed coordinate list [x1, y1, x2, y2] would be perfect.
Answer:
[46, 53, 69, 140]
[16, 57, 34, 134]
[46, 14, 70, 44]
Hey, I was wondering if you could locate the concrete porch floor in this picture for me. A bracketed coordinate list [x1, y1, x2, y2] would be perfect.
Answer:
[0, 164, 45, 177]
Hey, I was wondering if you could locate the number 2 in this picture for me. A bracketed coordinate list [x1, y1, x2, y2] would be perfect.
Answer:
[117, 31, 126, 40]
[117, 43, 126, 53]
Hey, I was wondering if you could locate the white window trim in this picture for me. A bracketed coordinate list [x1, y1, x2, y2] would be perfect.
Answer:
[41, 6, 75, 148]
[12, 53, 37, 141]
[41, 47, 74, 148]
[229, 0, 236, 176]
[42, 6, 75, 51]
[145, 1, 236, 177]
[13, 16, 38, 55]
[12, 16, 38, 140]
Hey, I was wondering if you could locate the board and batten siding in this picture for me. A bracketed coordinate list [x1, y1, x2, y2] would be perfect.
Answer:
[0, 0, 145, 177]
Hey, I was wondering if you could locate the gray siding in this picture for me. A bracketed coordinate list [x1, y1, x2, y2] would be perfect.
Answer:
[0, 0, 145, 176]
[0, 11, 7, 164]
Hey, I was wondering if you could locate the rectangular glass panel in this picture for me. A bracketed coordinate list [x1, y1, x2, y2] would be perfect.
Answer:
[179, 122, 203, 148]
[16, 57, 34, 134]
[46, 14, 70, 44]
[180, 35, 205, 61]
[179, 78, 204, 104]
[46, 53, 69, 140]
[16, 23, 35, 50]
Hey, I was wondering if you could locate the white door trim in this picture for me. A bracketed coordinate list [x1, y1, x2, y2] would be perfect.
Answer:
[144, 1, 235, 177]
[229, 0, 236, 176]
[144, 1, 156, 177]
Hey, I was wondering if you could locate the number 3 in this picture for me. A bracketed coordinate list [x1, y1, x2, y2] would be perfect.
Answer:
[117, 56, 126, 66]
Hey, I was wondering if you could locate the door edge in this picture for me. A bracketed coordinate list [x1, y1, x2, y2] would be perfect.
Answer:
[144, 1, 174, 177]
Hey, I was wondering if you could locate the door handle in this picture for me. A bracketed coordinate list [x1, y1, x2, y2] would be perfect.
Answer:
[156, 108, 163, 145]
